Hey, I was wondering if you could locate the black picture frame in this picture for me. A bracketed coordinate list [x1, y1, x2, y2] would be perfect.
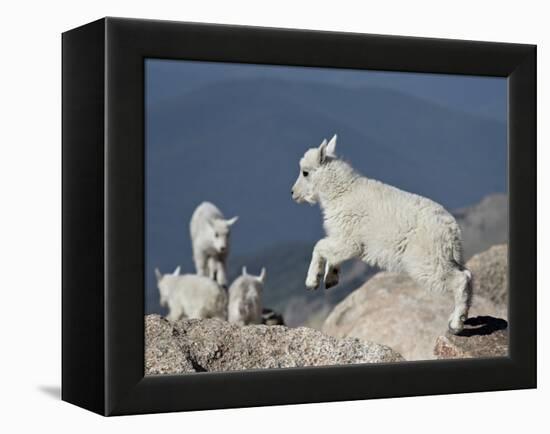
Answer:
[62, 17, 536, 416]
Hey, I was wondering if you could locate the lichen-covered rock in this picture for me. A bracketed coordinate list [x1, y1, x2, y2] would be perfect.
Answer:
[466, 244, 508, 308]
[322, 269, 505, 361]
[145, 314, 403, 375]
[434, 316, 508, 359]
[145, 314, 197, 374]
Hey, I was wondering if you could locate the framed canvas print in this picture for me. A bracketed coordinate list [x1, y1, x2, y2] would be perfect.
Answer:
[62, 17, 536, 416]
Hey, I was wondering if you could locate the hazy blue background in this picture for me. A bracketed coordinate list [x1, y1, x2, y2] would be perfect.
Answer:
[145, 59, 507, 317]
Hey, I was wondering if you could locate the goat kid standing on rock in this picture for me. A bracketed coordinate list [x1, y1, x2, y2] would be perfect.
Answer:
[190, 201, 238, 288]
[228, 266, 266, 325]
[291, 134, 472, 334]
[155, 266, 228, 321]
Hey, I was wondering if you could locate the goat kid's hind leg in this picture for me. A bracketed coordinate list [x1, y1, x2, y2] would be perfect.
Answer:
[448, 269, 473, 334]
[166, 305, 183, 322]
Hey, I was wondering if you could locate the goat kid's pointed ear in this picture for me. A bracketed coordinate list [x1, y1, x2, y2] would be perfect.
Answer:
[318, 138, 328, 164]
[258, 267, 266, 283]
[155, 268, 162, 282]
[226, 216, 239, 226]
[326, 134, 337, 157]
[242, 266, 248, 276]
[172, 266, 181, 276]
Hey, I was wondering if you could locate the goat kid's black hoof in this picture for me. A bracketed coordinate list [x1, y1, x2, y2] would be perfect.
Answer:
[324, 280, 337, 290]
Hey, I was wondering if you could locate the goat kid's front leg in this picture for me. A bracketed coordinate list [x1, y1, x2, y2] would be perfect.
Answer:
[306, 241, 326, 290]
[215, 260, 228, 289]
[207, 256, 217, 281]
[323, 263, 340, 289]
[316, 238, 360, 289]
[194, 253, 209, 277]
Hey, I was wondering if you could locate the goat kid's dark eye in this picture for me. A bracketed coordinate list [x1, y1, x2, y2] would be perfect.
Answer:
[302, 171, 309, 177]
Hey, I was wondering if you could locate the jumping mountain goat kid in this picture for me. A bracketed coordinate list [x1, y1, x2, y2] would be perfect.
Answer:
[190, 201, 238, 288]
[155, 266, 228, 322]
[291, 134, 472, 334]
[228, 266, 266, 325]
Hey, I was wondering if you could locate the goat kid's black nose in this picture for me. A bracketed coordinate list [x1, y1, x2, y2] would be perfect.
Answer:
[291, 190, 294, 196]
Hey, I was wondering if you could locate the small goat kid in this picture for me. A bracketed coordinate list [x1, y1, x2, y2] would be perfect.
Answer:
[291, 135, 472, 334]
[190, 201, 238, 288]
[228, 266, 266, 325]
[155, 266, 228, 322]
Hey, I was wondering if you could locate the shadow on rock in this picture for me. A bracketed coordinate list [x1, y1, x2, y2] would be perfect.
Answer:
[458, 316, 508, 337]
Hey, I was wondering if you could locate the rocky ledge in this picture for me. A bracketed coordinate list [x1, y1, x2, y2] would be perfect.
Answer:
[322, 244, 508, 361]
[145, 314, 403, 375]
[322, 272, 504, 361]
[434, 316, 508, 359]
